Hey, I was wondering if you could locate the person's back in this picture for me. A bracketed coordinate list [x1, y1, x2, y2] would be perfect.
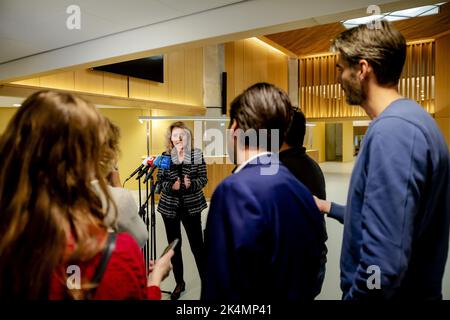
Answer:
[202, 154, 326, 301]
[339, 98, 450, 299]
[95, 180, 149, 248]
[279, 147, 326, 199]
[98, 119, 149, 248]
[279, 109, 326, 200]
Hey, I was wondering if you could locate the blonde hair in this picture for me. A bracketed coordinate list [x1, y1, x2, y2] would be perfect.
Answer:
[164, 121, 193, 154]
[0, 90, 114, 299]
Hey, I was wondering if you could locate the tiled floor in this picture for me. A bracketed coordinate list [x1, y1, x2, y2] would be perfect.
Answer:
[132, 160, 450, 300]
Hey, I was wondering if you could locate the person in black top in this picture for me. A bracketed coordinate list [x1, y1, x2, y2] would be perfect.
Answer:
[279, 108, 328, 296]
[279, 109, 326, 199]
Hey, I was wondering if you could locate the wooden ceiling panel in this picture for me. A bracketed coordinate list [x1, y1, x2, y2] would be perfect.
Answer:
[266, 3, 450, 56]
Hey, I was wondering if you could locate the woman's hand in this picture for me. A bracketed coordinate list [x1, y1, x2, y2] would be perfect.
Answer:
[183, 175, 191, 189]
[172, 178, 181, 190]
[107, 168, 121, 187]
[147, 249, 174, 287]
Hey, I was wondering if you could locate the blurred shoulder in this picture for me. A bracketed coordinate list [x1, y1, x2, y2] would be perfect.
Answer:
[114, 233, 142, 257]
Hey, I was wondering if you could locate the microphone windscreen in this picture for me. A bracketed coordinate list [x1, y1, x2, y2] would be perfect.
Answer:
[143, 156, 155, 166]
[159, 155, 171, 169]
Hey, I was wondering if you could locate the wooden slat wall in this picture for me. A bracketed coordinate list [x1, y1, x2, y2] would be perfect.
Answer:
[299, 41, 435, 119]
[398, 41, 435, 114]
[12, 47, 204, 107]
[225, 38, 288, 111]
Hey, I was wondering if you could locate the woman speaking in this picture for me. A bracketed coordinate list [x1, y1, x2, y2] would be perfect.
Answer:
[157, 121, 207, 300]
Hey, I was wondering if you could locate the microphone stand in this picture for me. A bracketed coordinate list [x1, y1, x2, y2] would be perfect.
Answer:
[150, 176, 156, 261]
[145, 176, 150, 273]
[138, 171, 171, 296]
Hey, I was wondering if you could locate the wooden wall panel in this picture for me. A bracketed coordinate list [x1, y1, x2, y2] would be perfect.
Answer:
[253, 40, 268, 83]
[225, 38, 288, 113]
[233, 40, 244, 103]
[435, 33, 450, 147]
[184, 47, 204, 106]
[435, 117, 450, 146]
[242, 39, 254, 89]
[40, 71, 75, 91]
[204, 163, 235, 199]
[13, 78, 40, 86]
[225, 42, 235, 111]
[311, 122, 326, 162]
[74, 69, 103, 94]
[128, 77, 150, 100]
[168, 50, 185, 104]
[10, 47, 204, 109]
[435, 34, 450, 118]
[103, 73, 128, 97]
[149, 54, 169, 102]
[0, 108, 18, 135]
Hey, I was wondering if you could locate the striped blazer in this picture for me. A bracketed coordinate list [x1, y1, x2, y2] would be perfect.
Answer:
[157, 148, 208, 218]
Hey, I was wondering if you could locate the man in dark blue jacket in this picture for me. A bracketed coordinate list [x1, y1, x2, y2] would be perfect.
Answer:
[315, 21, 450, 300]
[201, 83, 327, 301]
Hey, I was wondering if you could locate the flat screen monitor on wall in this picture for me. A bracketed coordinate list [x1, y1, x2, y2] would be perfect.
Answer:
[93, 55, 164, 83]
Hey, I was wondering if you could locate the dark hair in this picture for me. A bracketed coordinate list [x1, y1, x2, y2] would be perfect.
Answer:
[229, 82, 293, 150]
[331, 20, 406, 86]
[285, 109, 306, 148]
[0, 90, 112, 299]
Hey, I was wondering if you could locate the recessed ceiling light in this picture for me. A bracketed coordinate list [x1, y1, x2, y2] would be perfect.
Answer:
[390, 5, 437, 18]
[418, 7, 440, 16]
[383, 15, 409, 22]
[341, 2, 446, 29]
[138, 116, 230, 122]
[343, 14, 384, 26]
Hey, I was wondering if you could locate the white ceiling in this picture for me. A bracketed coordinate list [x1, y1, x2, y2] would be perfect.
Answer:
[0, 0, 244, 64]
[0, 0, 433, 83]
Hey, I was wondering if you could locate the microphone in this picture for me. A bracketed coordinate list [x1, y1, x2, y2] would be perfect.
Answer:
[143, 155, 171, 184]
[135, 156, 160, 180]
[135, 163, 151, 179]
[126, 156, 154, 180]
[122, 156, 156, 187]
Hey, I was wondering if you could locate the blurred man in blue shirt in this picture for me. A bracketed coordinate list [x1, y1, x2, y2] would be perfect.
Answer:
[315, 21, 450, 300]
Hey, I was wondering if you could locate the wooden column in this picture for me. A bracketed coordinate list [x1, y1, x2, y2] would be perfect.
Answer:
[435, 33, 450, 147]
[311, 122, 326, 162]
[342, 121, 354, 162]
